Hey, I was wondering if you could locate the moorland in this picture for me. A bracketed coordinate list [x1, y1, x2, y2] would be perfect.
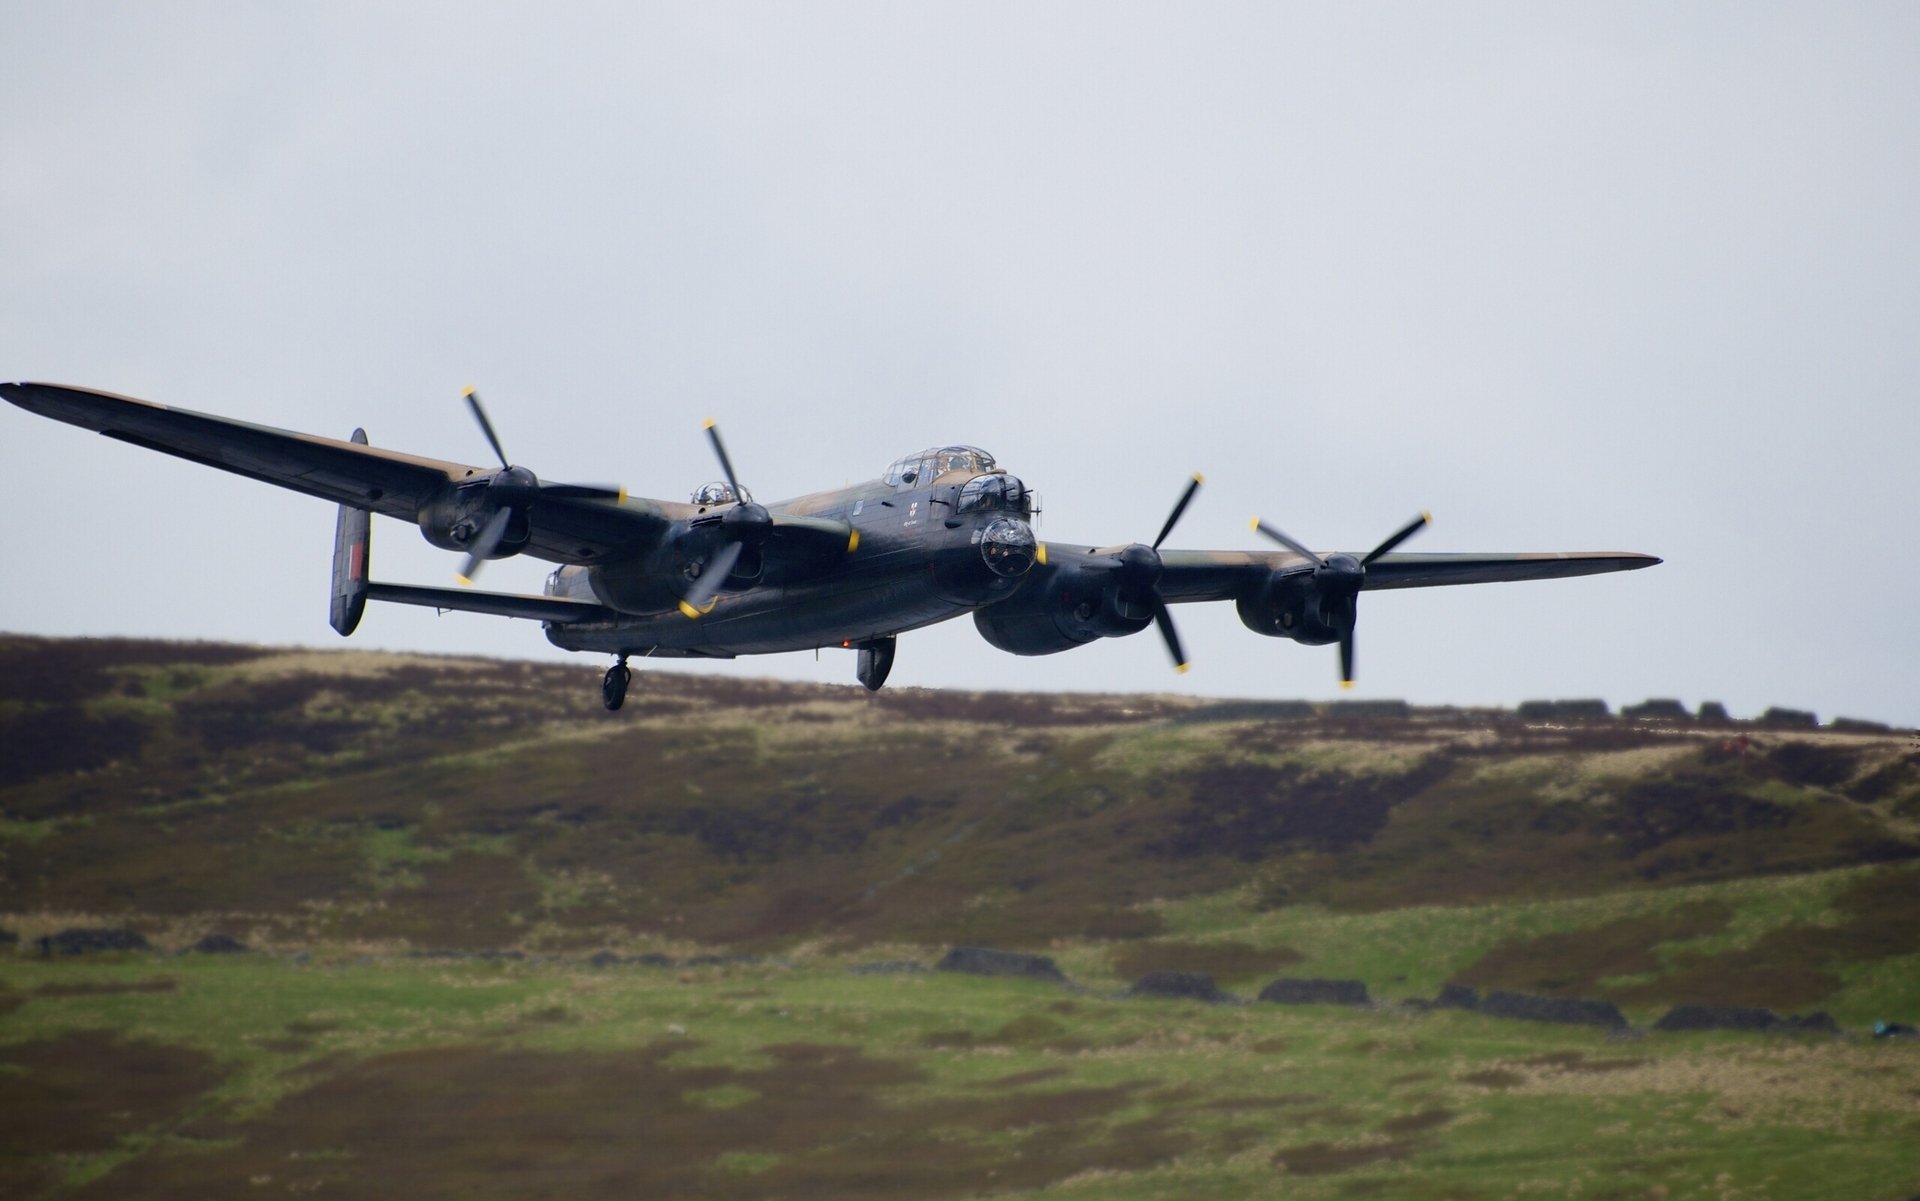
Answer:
[1, 634, 1916, 1199]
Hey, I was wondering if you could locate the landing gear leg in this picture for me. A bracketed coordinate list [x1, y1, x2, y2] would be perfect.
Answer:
[855, 637, 896, 692]
[602, 656, 631, 711]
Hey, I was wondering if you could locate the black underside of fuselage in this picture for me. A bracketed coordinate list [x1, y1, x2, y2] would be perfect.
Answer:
[546, 527, 1026, 658]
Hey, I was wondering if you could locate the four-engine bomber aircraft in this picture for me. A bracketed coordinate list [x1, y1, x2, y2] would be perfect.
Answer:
[4, 382, 1659, 708]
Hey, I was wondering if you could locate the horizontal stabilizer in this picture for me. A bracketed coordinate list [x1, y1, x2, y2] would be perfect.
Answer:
[365, 582, 618, 624]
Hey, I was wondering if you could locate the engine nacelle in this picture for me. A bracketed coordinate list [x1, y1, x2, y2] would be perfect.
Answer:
[416, 488, 531, 559]
[1235, 568, 1348, 645]
[973, 565, 1154, 656]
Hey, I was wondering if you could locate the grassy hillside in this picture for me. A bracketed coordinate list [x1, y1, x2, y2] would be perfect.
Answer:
[2, 635, 1917, 1199]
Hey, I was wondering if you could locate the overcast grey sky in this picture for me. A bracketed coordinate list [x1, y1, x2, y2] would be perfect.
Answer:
[3, 2, 1915, 724]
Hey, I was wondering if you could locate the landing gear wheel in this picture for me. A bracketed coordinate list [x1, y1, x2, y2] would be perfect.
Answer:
[855, 637, 896, 692]
[602, 658, 631, 711]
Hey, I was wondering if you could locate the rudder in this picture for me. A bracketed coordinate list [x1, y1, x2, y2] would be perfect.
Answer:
[330, 428, 372, 636]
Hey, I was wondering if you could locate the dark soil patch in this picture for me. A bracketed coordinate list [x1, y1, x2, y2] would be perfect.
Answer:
[283, 1020, 339, 1036]
[0, 1032, 225, 1157]
[1156, 758, 1449, 860]
[0, 705, 150, 788]
[1766, 742, 1863, 789]
[1274, 1138, 1421, 1175]
[1201, 1093, 1325, 1111]
[1110, 939, 1303, 984]
[1452, 901, 1732, 997]
[1459, 1069, 1524, 1089]
[1846, 755, 1920, 804]
[1610, 865, 1920, 1010]
[72, 1040, 1202, 1200]
[0, 635, 268, 705]
[1379, 1108, 1455, 1136]
[1516, 1053, 1649, 1075]
[982, 1068, 1070, 1089]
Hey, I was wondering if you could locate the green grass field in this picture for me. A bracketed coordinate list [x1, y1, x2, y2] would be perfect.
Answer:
[2, 635, 1917, 1198]
[4, 949, 1917, 1200]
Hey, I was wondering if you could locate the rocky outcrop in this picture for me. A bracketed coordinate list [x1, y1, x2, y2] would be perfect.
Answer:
[36, 928, 150, 956]
[1129, 971, 1228, 1003]
[935, 946, 1067, 983]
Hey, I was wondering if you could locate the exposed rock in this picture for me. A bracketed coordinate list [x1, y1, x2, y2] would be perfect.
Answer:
[1258, 977, 1371, 1007]
[848, 960, 928, 976]
[1782, 1011, 1842, 1034]
[1323, 699, 1411, 720]
[1654, 1004, 1781, 1032]
[587, 950, 625, 968]
[1622, 699, 1691, 721]
[37, 928, 151, 956]
[188, 934, 250, 955]
[935, 946, 1067, 983]
[1477, 990, 1628, 1029]
[1828, 717, 1893, 734]
[1517, 699, 1612, 721]
[1129, 971, 1228, 1003]
[0, 928, 17, 947]
[1759, 707, 1818, 728]
[1697, 701, 1732, 723]
[1434, 983, 1481, 1010]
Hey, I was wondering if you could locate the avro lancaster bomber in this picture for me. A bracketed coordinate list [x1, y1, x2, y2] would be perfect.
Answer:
[3, 382, 1659, 709]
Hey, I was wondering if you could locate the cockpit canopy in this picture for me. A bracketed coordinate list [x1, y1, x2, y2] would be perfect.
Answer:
[884, 445, 995, 487]
[957, 472, 1030, 515]
[690, 481, 738, 506]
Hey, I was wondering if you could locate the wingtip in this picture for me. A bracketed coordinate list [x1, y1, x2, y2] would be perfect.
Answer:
[455, 573, 473, 587]
[1174, 662, 1192, 675]
[461, 385, 477, 399]
[678, 600, 703, 620]
[701, 418, 718, 431]
[1339, 679, 1356, 690]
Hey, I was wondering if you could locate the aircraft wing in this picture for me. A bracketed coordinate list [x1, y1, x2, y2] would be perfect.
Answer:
[1153, 548, 1660, 602]
[2, 382, 668, 564]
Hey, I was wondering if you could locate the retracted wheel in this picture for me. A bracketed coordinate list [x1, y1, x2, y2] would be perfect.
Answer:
[855, 637, 896, 692]
[602, 659, 631, 711]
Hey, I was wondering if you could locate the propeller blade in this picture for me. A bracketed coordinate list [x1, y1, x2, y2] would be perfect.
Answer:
[463, 387, 511, 469]
[1339, 629, 1356, 688]
[1250, 518, 1326, 568]
[703, 419, 746, 500]
[539, 482, 627, 502]
[679, 539, 744, 619]
[1151, 599, 1190, 674]
[456, 506, 515, 585]
[1151, 473, 1204, 551]
[1361, 512, 1432, 566]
